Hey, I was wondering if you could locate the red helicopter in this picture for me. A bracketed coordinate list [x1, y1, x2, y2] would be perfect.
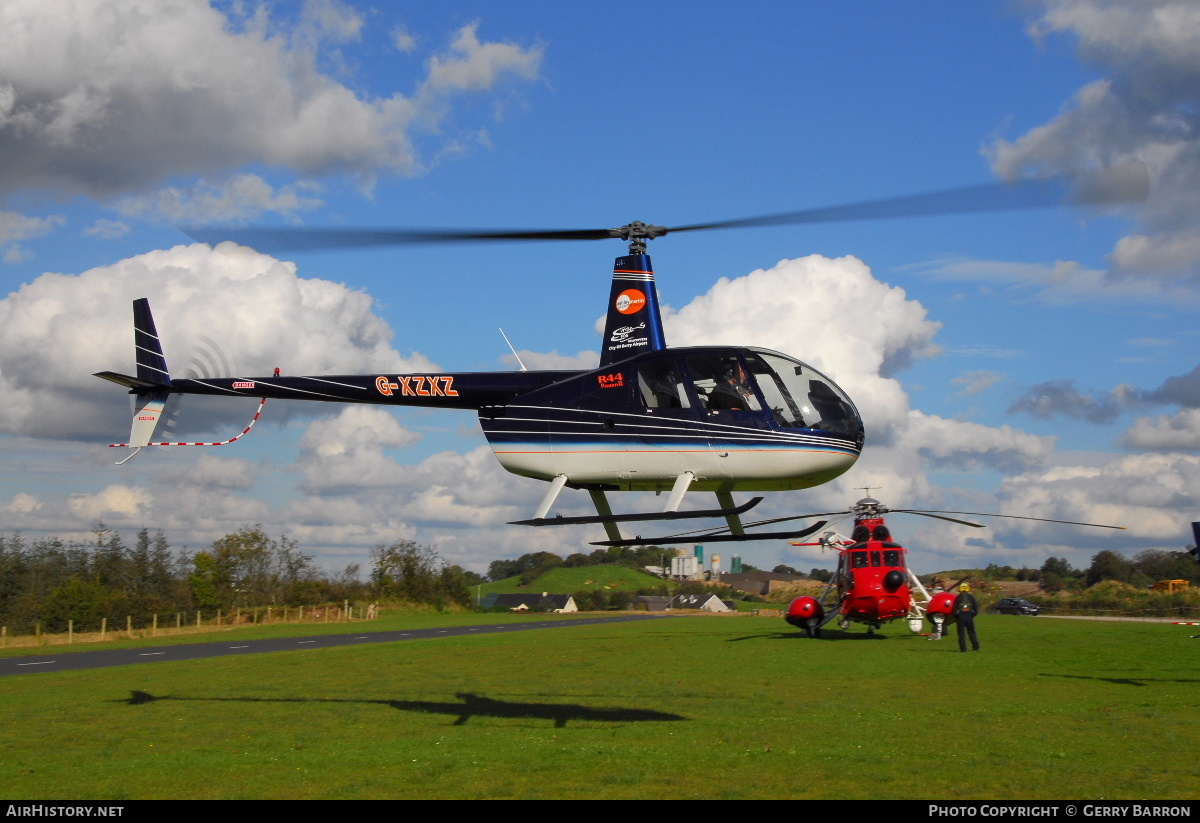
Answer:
[781, 495, 1124, 638]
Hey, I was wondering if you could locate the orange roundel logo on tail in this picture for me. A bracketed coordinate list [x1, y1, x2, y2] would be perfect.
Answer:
[615, 289, 646, 315]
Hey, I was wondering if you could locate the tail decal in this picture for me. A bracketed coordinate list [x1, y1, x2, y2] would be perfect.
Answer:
[599, 253, 666, 367]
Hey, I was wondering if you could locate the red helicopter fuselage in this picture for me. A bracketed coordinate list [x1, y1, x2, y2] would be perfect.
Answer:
[834, 516, 913, 623]
[785, 505, 926, 636]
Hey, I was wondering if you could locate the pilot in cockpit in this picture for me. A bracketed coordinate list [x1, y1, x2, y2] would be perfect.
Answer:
[708, 362, 755, 411]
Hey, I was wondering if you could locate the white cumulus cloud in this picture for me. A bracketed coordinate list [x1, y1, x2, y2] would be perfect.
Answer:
[990, 1, 1200, 280]
[664, 254, 940, 439]
[0, 242, 435, 439]
[999, 452, 1200, 542]
[1121, 408, 1200, 451]
[0, 1, 543, 199]
[297, 406, 422, 492]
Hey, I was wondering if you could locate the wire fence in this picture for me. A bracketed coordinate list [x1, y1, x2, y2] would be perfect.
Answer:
[0, 601, 380, 648]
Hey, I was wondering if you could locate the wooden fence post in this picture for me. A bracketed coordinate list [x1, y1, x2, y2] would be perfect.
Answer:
[152, 614, 157, 636]
[101, 617, 106, 641]
[126, 615, 132, 637]
[68, 619, 73, 644]
[196, 610, 201, 629]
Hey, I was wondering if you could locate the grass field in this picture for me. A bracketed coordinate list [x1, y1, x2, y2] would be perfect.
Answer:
[0, 612, 1196, 799]
[479, 565, 669, 596]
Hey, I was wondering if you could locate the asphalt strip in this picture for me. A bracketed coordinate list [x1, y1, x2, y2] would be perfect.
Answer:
[0, 614, 670, 678]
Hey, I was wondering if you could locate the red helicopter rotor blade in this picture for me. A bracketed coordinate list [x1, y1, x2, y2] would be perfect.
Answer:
[895, 511, 985, 528]
[892, 510, 1126, 530]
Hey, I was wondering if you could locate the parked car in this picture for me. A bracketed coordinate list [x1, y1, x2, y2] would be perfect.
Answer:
[994, 597, 1040, 615]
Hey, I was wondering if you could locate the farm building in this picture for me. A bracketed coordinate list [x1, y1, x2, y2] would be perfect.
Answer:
[720, 571, 810, 596]
[630, 596, 673, 611]
[668, 593, 732, 612]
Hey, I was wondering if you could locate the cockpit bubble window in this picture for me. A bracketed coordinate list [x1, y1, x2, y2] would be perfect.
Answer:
[637, 357, 690, 409]
[686, 355, 761, 412]
[745, 352, 859, 435]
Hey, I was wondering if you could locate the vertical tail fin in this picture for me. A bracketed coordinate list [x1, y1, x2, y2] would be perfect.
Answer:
[133, 298, 172, 387]
[599, 253, 666, 367]
[129, 298, 172, 448]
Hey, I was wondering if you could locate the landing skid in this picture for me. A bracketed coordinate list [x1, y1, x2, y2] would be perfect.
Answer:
[510, 496, 763, 527]
[589, 519, 828, 547]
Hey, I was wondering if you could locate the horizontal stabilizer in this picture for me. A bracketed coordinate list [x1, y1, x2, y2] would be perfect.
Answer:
[510, 496, 763, 527]
[589, 520, 828, 547]
[93, 371, 171, 391]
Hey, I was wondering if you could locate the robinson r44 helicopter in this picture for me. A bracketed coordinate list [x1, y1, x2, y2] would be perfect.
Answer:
[94, 177, 1144, 547]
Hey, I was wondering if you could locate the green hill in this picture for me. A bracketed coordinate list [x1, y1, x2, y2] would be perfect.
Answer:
[479, 565, 671, 596]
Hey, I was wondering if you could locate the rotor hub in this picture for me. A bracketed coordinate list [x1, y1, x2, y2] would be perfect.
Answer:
[609, 221, 668, 254]
[852, 497, 887, 518]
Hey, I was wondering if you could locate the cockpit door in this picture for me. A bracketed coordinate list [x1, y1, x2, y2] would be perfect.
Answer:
[634, 355, 709, 479]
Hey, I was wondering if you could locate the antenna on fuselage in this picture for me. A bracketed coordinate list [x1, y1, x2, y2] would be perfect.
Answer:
[498, 328, 528, 372]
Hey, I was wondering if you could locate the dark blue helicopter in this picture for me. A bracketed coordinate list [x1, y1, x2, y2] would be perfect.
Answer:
[96, 178, 1140, 546]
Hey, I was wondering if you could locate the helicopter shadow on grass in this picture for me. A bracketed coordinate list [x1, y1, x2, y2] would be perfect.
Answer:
[119, 690, 687, 728]
[727, 630, 890, 642]
[1038, 673, 1200, 688]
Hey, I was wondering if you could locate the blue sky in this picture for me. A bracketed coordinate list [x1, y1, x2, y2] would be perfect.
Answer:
[1, 0, 1198, 575]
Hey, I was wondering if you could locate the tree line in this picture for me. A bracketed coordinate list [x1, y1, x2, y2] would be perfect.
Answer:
[0, 526, 480, 634]
[483, 545, 836, 584]
[485, 544, 681, 584]
[977, 549, 1199, 593]
[6, 521, 1193, 634]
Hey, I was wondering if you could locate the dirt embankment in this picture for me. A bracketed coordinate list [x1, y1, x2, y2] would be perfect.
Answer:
[984, 580, 1043, 598]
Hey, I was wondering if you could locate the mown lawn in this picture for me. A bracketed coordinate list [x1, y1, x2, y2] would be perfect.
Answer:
[0, 613, 1195, 799]
[479, 565, 669, 595]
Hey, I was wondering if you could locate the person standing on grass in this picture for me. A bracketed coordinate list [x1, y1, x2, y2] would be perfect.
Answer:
[954, 583, 980, 652]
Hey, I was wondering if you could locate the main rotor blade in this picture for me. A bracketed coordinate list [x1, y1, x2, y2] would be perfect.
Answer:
[892, 510, 1126, 530]
[737, 510, 852, 531]
[668, 168, 1148, 236]
[183, 226, 616, 253]
[590, 520, 829, 547]
[183, 164, 1147, 253]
